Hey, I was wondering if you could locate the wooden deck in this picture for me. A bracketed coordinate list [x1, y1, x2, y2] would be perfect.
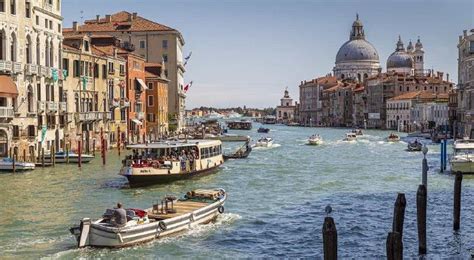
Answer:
[147, 201, 209, 219]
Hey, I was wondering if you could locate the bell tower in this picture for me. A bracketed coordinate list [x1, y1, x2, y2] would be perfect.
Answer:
[413, 37, 424, 76]
[350, 13, 365, 40]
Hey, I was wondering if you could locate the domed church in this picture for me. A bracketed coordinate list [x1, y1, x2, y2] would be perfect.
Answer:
[386, 36, 424, 75]
[333, 14, 381, 82]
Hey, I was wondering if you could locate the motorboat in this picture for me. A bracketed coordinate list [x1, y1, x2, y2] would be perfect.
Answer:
[387, 133, 400, 142]
[223, 142, 252, 160]
[256, 137, 273, 147]
[343, 133, 357, 142]
[407, 140, 422, 151]
[308, 135, 322, 145]
[0, 157, 35, 172]
[70, 189, 227, 248]
[227, 120, 252, 130]
[120, 140, 224, 187]
[257, 127, 270, 133]
[450, 139, 474, 174]
[43, 151, 95, 163]
[352, 129, 363, 136]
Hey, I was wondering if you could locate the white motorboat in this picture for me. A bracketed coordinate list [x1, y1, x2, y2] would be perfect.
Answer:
[70, 189, 226, 248]
[450, 139, 474, 174]
[407, 140, 422, 151]
[308, 135, 322, 145]
[352, 129, 363, 136]
[343, 133, 357, 142]
[0, 157, 35, 172]
[256, 137, 273, 147]
[44, 151, 94, 163]
[387, 133, 401, 142]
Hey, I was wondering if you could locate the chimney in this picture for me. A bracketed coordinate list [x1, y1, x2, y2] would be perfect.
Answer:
[463, 30, 467, 36]
[105, 14, 111, 23]
[447, 73, 449, 82]
[132, 12, 138, 20]
[128, 13, 132, 22]
[72, 21, 78, 31]
[113, 48, 118, 58]
[96, 15, 100, 22]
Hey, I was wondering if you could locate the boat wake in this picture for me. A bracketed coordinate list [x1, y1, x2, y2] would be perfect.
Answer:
[253, 143, 281, 150]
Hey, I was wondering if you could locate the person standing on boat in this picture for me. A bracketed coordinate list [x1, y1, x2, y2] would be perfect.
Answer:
[112, 203, 127, 227]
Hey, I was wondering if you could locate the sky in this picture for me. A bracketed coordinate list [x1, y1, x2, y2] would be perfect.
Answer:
[62, 0, 474, 109]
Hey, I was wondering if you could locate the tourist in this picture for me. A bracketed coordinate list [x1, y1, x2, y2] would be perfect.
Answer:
[112, 203, 127, 227]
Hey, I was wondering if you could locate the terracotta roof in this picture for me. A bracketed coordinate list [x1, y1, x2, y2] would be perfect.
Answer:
[388, 91, 449, 102]
[65, 11, 177, 33]
[63, 44, 80, 52]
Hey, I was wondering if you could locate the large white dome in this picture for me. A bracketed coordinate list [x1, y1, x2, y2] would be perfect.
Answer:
[336, 39, 380, 63]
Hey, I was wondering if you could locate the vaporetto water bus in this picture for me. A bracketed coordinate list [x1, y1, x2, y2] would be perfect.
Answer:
[70, 188, 227, 248]
[120, 140, 224, 187]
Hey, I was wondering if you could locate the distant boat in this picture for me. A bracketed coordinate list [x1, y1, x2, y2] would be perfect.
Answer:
[407, 140, 422, 151]
[0, 157, 35, 172]
[343, 133, 357, 142]
[257, 127, 270, 133]
[43, 151, 95, 163]
[308, 134, 322, 145]
[387, 133, 400, 142]
[226, 112, 242, 119]
[256, 137, 273, 147]
[205, 111, 224, 119]
[263, 116, 276, 124]
[352, 129, 363, 136]
[227, 120, 252, 130]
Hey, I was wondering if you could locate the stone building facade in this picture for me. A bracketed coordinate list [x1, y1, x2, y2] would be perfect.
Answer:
[145, 63, 169, 139]
[275, 88, 296, 124]
[457, 29, 474, 137]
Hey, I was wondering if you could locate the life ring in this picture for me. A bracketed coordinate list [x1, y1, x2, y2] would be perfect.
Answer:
[218, 205, 224, 214]
[158, 221, 167, 231]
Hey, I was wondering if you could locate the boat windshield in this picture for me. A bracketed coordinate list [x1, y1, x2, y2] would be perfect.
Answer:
[454, 148, 474, 154]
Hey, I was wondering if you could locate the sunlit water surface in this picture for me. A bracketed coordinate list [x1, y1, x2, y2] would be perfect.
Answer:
[1, 124, 473, 258]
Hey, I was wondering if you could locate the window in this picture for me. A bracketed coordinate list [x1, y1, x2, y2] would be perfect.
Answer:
[37, 83, 41, 101]
[45, 18, 48, 28]
[93, 63, 99, 78]
[102, 64, 107, 79]
[10, 0, 15, 15]
[148, 95, 154, 106]
[147, 113, 155, 122]
[27, 125, 35, 137]
[108, 62, 114, 74]
[148, 82, 153, 90]
[139, 40, 145, 49]
[73, 60, 80, 77]
[36, 15, 39, 25]
[12, 125, 19, 139]
[119, 64, 125, 75]
[62, 58, 69, 75]
[84, 40, 89, 51]
[470, 41, 474, 54]
[57, 24, 61, 33]
[25, 1, 30, 17]
[162, 54, 168, 62]
[49, 20, 52, 29]
[0, 0, 4, 12]
[27, 86, 33, 112]
[162, 40, 168, 49]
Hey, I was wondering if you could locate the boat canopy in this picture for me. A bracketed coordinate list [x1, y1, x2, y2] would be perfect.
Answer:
[127, 140, 221, 150]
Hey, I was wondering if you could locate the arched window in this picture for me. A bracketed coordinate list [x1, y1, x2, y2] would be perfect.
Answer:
[25, 35, 32, 64]
[357, 73, 361, 82]
[10, 33, 16, 62]
[0, 30, 5, 60]
[45, 39, 49, 66]
[49, 40, 54, 67]
[27, 85, 34, 112]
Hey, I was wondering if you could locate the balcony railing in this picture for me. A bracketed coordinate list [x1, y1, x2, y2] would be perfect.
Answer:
[103, 112, 112, 121]
[37, 101, 46, 113]
[59, 102, 67, 113]
[0, 60, 12, 72]
[25, 64, 39, 75]
[46, 101, 58, 113]
[12, 62, 22, 74]
[0, 107, 14, 118]
[76, 112, 103, 122]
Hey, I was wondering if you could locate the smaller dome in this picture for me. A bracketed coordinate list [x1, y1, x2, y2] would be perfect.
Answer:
[415, 37, 423, 49]
[407, 40, 414, 52]
[387, 52, 413, 69]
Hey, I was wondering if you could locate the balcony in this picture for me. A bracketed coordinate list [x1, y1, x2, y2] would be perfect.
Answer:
[37, 101, 46, 113]
[110, 99, 120, 108]
[0, 107, 14, 118]
[137, 112, 145, 120]
[12, 62, 22, 74]
[76, 112, 103, 122]
[25, 64, 39, 75]
[120, 99, 130, 108]
[46, 101, 58, 113]
[40, 66, 49, 77]
[59, 102, 67, 113]
[103, 112, 112, 121]
[0, 60, 12, 72]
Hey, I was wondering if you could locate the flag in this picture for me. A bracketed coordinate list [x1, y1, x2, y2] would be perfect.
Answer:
[183, 51, 192, 66]
[184, 81, 193, 93]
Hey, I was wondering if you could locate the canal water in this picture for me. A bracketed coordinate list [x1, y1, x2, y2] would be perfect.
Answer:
[1, 124, 474, 258]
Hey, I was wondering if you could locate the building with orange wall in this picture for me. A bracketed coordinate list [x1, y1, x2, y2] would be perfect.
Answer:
[145, 63, 169, 139]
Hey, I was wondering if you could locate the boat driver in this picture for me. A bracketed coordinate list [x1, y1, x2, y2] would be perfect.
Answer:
[112, 203, 127, 227]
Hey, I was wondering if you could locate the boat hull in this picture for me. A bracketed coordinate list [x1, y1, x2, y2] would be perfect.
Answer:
[451, 161, 474, 174]
[44, 155, 94, 163]
[0, 163, 35, 172]
[124, 165, 221, 187]
[308, 139, 322, 145]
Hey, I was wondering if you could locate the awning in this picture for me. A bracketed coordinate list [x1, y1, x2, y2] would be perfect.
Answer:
[136, 78, 148, 91]
[0, 75, 18, 97]
[131, 119, 142, 126]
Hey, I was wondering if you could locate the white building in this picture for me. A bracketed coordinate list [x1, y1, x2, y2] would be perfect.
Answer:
[0, 0, 63, 157]
[276, 88, 296, 123]
[333, 14, 381, 82]
[412, 102, 448, 130]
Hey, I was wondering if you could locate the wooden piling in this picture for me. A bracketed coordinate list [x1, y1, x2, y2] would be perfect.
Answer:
[92, 139, 96, 156]
[422, 157, 428, 188]
[51, 146, 55, 166]
[392, 193, 406, 236]
[453, 171, 463, 230]
[440, 142, 444, 172]
[117, 129, 121, 156]
[102, 138, 106, 165]
[66, 143, 70, 164]
[41, 148, 45, 167]
[386, 231, 403, 260]
[322, 217, 337, 260]
[12, 151, 16, 173]
[416, 185, 427, 255]
[78, 140, 82, 168]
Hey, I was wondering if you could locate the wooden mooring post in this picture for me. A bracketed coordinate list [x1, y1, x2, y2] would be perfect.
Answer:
[51, 146, 55, 166]
[453, 172, 463, 231]
[22, 149, 26, 162]
[118, 130, 121, 156]
[416, 185, 427, 255]
[66, 143, 70, 164]
[386, 231, 402, 260]
[78, 140, 82, 168]
[322, 217, 337, 260]
[392, 193, 406, 236]
[12, 150, 16, 173]
[422, 146, 428, 188]
[101, 138, 106, 165]
[41, 148, 45, 167]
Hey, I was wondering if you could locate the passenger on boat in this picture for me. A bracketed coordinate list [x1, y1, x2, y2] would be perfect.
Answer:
[112, 203, 127, 227]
